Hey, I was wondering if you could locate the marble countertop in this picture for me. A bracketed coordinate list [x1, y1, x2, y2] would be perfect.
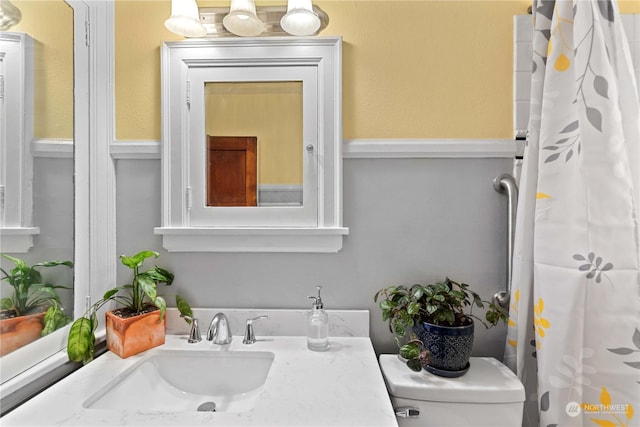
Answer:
[1, 309, 398, 427]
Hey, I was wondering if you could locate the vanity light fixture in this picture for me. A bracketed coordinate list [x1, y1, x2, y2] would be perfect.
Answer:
[280, 0, 320, 36]
[222, 0, 264, 37]
[165, 0, 207, 38]
[0, 0, 22, 31]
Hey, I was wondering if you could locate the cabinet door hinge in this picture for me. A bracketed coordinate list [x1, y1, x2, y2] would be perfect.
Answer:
[186, 80, 191, 109]
[84, 19, 90, 47]
[186, 187, 192, 210]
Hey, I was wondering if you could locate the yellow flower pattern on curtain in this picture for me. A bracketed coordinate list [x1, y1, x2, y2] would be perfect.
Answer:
[504, 1, 640, 426]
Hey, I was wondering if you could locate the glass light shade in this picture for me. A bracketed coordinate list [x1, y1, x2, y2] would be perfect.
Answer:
[280, 0, 320, 36]
[0, 0, 22, 31]
[164, 0, 207, 38]
[223, 0, 264, 37]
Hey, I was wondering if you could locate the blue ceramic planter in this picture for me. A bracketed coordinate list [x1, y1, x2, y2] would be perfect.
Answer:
[412, 320, 474, 377]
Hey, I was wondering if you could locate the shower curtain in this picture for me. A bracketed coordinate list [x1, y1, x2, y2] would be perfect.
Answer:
[504, 1, 640, 426]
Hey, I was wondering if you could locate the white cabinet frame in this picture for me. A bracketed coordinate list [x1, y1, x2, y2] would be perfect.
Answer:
[156, 37, 348, 252]
[0, 32, 38, 252]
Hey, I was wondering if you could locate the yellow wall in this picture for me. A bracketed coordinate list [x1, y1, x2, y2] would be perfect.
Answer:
[115, 0, 640, 141]
[11, 0, 73, 139]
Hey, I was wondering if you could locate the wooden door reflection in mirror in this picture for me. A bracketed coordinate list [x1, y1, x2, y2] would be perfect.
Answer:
[207, 136, 257, 207]
[205, 81, 303, 207]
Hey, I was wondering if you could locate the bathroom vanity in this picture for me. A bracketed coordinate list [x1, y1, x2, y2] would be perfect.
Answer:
[1, 309, 398, 427]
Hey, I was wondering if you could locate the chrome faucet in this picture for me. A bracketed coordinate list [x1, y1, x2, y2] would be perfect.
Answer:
[207, 312, 232, 344]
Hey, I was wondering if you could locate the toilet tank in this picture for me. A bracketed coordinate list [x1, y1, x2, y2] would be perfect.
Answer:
[379, 355, 525, 427]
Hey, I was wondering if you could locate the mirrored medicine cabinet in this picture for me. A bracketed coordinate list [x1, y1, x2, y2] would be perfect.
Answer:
[156, 37, 348, 252]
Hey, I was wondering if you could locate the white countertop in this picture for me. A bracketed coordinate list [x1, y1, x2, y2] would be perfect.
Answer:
[1, 310, 398, 427]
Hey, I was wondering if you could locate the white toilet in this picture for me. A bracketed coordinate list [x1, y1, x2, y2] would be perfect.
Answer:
[379, 355, 525, 427]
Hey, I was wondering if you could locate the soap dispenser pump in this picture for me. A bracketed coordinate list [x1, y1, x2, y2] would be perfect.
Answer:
[307, 285, 329, 351]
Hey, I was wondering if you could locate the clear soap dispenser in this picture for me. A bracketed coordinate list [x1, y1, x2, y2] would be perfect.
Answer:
[307, 285, 329, 351]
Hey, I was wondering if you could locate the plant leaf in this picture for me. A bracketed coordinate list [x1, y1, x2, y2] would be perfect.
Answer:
[103, 288, 119, 300]
[624, 361, 640, 369]
[120, 251, 159, 269]
[406, 359, 423, 372]
[67, 317, 96, 364]
[399, 342, 422, 360]
[137, 275, 157, 301]
[176, 295, 192, 321]
[154, 296, 167, 321]
[573, 254, 586, 261]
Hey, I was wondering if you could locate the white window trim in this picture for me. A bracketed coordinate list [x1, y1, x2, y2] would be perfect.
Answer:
[156, 37, 348, 252]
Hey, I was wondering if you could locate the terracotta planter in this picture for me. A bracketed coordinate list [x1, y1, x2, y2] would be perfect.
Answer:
[0, 311, 46, 356]
[105, 309, 166, 359]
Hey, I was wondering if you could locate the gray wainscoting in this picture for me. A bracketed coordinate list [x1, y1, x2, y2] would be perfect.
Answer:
[115, 154, 513, 358]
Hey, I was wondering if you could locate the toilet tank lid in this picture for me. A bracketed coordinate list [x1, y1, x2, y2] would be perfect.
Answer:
[379, 355, 525, 404]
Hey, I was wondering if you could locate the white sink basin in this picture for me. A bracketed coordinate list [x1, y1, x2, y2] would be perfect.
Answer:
[84, 350, 275, 413]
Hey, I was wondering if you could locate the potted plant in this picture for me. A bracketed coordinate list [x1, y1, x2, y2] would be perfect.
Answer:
[67, 250, 180, 364]
[0, 254, 73, 356]
[374, 277, 507, 377]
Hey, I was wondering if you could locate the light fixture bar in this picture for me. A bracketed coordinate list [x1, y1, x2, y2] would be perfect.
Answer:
[200, 5, 328, 37]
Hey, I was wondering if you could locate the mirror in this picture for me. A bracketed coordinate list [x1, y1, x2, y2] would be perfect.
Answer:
[205, 81, 303, 207]
[0, 0, 74, 357]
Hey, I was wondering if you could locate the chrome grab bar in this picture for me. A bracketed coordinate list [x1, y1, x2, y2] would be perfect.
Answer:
[493, 174, 518, 308]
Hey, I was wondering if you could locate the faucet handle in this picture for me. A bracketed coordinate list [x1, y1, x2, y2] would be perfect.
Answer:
[243, 315, 269, 345]
[181, 314, 202, 343]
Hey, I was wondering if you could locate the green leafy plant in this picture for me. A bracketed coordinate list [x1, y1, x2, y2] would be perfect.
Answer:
[0, 254, 73, 335]
[67, 250, 189, 364]
[374, 277, 508, 371]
